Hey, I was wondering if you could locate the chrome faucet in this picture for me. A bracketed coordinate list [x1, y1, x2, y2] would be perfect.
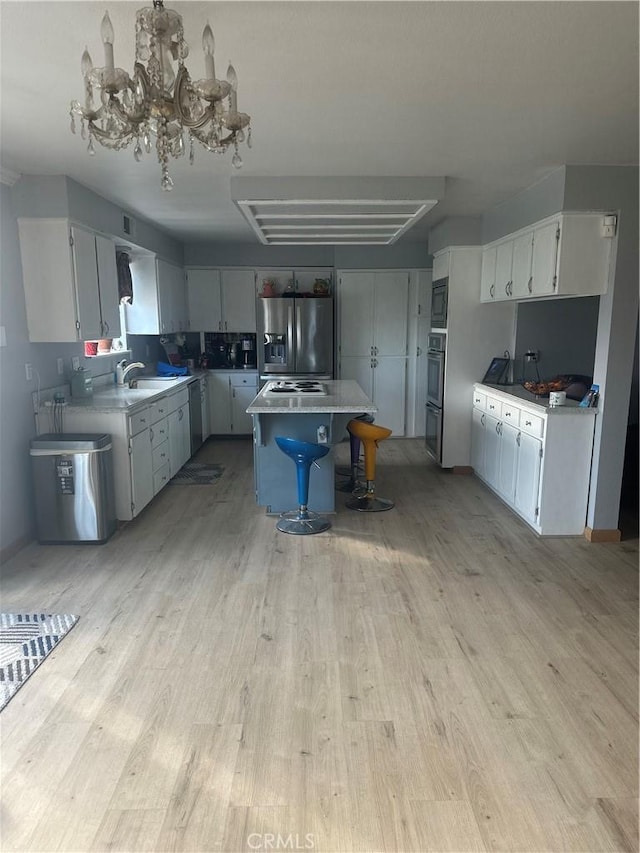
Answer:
[117, 361, 145, 387]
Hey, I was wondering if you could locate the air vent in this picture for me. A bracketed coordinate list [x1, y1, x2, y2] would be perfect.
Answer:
[122, 213, 136, 238]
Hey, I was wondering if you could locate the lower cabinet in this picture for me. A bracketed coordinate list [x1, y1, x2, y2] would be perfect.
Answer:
[129, 428, 154, 517]
[200, 377, 211, 442]
[339, 356, 407, 436]
[471, 384, 596, 536]
[207, 372, 258, 434]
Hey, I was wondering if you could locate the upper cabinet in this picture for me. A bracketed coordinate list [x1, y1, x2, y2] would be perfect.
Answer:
[18, 218, 120, 343]
[127, 257, 187, 334]
[186, 268, 256, 332]
[480, 213, 613, 303]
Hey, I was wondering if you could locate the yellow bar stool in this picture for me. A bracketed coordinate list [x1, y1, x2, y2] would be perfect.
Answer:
[345, 419, 394, 512]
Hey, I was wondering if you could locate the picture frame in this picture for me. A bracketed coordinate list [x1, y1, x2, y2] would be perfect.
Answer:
[481, 357, 510, 385]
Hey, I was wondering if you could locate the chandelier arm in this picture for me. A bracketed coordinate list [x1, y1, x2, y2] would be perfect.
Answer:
[173, 65, 217, 129]
[190, 127, 237, 151]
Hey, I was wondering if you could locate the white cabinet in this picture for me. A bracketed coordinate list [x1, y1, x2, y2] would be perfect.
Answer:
[471, 384, 596, 535]
[208, 372, 257, 434]
[480, 213, 612, 303]
[18, 218, 120, 343]
[129, 427, 154, 516]
[187, 268, 256, 332]
[200, 377, 211, 442]
[167, 387, 190, 477]
[127, 256, 187, 334]
[338, 270, 409, 436]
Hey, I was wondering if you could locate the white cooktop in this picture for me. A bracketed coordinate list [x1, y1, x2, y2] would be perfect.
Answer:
[263, 381, 328, 397]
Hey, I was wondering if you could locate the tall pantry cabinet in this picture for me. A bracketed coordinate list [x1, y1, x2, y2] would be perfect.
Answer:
[338, 271, 409, 435]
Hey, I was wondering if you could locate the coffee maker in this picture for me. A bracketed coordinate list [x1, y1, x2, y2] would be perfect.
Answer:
[242, 337, 256, 368]
[226, 342, 242, 368]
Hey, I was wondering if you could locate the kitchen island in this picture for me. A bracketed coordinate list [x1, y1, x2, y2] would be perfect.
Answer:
[247, 380, 377, 513]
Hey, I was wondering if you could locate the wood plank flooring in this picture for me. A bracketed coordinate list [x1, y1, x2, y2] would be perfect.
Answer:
[1, 438, 637, 852]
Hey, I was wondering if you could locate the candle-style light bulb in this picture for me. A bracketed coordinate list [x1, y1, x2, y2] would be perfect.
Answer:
[81, 47, 93, 78]
[226, 63, 238, 111]
[101, 11, 115, 71]
[202, 23, 216, 80]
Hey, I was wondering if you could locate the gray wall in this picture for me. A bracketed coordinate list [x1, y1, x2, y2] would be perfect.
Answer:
[481, 167, 566, 243]
[184, 241, 430, 269]
[0, 176, 187, 557]
[514, 297, 600, 380]
[428, 217, 482, 255]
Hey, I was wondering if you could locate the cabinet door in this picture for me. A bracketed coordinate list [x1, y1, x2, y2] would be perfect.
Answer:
[201, 379, 211, 442]
[373, 272, 408, 356]
[208, 374, 231, 433]
[221, 270, 256, 332]
[497, 422, 519, 502]
[483, 413, 501, 489]
[130, 430, 154, 516]
[339, 356, 373, 398]
[187, 269, 222, 332]
[373, 357, 406, 436]
[514, 431, 542, 525]
[339, 273, 374, 357]
[157, 259, 185, 333]
[471, 408, 486, 477]
[178, 406, 191, 468]
[510, 232, 534, 299]
[168, 409, 181, 477]
[432, 252, 449, 282]
[231, 386, 256, 434]
[494, 240, 514, 301]
[71, 226, 102, 340]
[172, 265, 187, 331]
[95, 234, 121, 338]
[531, 221, 559, 296]
[480, 246, 497, 301]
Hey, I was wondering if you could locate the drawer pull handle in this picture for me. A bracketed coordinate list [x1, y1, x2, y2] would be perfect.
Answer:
[525, 420, 532, 426]
[140, 418, 146, 424]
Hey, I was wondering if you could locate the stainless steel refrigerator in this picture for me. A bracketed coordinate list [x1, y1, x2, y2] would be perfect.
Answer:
[258, 297, 334, 379]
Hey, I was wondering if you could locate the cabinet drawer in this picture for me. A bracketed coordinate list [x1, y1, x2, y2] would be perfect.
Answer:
[129, 408, 150, 436]
[150, 418, 169, 448]
[153, 461, 171, 494]
[520, 411, 544, 438]
[230, 374, 258, 388]
[502, 404, 520, 426]
[149, 399, 169, 424]
[152, 439, 170, 472]
[168, 387, 189, 413]
[486, 396, 502, 417]
[472, 390, 487, 409]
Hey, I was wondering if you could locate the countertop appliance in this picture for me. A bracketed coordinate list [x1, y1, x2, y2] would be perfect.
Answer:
[258, 296, 333, 379]
[30, 433, 116, 544]
[431, 277, 448, 329]
[242, 336, 256, 368]
[425, 333, 446, 462]
[263, 380, 328, 397]
[189, 380, 203, 454]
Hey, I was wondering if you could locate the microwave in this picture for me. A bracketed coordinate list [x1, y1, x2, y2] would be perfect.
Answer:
[431, 277, 448, 328]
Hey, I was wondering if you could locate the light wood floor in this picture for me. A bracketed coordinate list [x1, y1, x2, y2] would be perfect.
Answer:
[1, 438, 638, 853]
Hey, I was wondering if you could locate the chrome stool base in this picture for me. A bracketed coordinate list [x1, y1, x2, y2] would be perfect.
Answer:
[345, 493, 394, 512]
[277, 509, 331, 535]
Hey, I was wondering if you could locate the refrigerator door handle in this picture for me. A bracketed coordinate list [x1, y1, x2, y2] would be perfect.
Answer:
[287, 304, 295, 371]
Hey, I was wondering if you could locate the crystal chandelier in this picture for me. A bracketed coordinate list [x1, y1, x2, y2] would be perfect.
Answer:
[69, 0, 252, 191]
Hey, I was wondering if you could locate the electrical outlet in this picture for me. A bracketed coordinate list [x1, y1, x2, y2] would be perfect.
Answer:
[71, 356, 80, 370]
[317, 425, 328, 444]
[57, 358, 64, 375]
[25, 363, 33, 381]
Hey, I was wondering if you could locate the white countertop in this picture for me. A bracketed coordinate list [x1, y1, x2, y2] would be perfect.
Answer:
[54, 374, 200, 415]
[247, 380, 377, 414]
[477, 383, 598, 415]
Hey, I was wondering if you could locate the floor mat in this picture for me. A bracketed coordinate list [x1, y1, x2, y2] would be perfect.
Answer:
[169, 461, 225, 485]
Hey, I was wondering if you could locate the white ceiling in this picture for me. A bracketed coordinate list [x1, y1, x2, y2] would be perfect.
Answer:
[1, 1, 637, 244]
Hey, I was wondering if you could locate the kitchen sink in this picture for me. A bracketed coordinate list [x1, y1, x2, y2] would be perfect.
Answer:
[133, 378, 183, 389]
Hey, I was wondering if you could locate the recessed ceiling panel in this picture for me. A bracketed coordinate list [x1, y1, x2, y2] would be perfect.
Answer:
[236, 198, 439, 245]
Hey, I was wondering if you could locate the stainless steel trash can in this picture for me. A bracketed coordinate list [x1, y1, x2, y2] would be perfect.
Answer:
[30, 433, 116, 544]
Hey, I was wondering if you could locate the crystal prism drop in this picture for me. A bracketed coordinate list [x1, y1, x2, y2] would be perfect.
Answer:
[80, 122, 87, 140]
[232, 151, 242, 168]
[134, 142, 142, 162]
[88, 137, 96, 156]
[237, 129, 245, 143]
[247, 128, 252, 149]
[161, 174, 174, 191]
[189, 141, 195, 165]
[144, 133, 151, 153]
[70, 114, 76, 134]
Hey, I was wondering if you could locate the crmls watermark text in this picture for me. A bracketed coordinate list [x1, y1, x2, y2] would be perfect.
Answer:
[246, 833, 315, 850]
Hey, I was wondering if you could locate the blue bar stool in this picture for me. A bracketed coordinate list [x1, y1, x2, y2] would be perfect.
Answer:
[275, 437, 332, 535]
[335, 413, 375, 492]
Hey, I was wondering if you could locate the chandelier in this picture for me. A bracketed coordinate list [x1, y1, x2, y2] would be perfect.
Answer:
[69, 0, 251, 191]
